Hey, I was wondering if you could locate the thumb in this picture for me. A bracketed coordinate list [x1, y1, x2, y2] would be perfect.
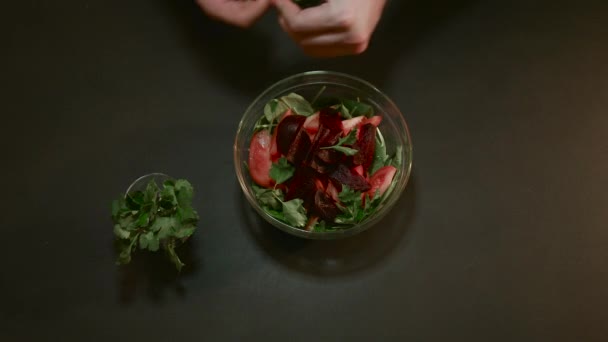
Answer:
[272, 0, 301, 19]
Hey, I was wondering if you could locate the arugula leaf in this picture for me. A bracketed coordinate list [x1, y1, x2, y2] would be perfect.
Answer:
[279, 93, 314, 116]
[269, 157, 295, 184]
[339, 104, 352, 119]
[392, 145, 403, 168]
[370, 132, 388, 175]
[282, 198, 307, 228]
[111, 178, 199, 271]
[264, 99, 289, 124]
[342, 99, 374, 118]
[310, 85, 326, 106]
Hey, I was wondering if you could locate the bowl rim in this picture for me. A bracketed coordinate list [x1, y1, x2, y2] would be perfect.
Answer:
[234, 70, 413, 239]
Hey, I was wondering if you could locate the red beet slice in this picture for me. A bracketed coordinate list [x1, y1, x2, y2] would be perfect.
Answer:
[313, 190, 341, 222]
[353, 123, 376, 170]
[317, 148, 343, 164]
[367, 166, 397, 199]
[276, 114, 306, 156]
[248, 130, 273, 188]
[307, 109, 344, 164]
[286, 128, 312, 165]
[285, 167, 318, 205]
[329, 164, 371, 192]
[319, 107, 343, 133]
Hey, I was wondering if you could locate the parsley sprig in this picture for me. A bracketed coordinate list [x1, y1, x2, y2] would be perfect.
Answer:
[111, 178, 199, 271]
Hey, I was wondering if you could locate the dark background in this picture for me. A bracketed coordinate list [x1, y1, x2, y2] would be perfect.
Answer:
[2, 0, 607, 341]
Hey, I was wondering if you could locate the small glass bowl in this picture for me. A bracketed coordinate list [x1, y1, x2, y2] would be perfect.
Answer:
[125, 173, 173, 199]
[234, 71, 413, 239]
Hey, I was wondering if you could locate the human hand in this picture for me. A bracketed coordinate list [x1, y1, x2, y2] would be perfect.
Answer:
[272, 0, 387, 57]
[196, 0, 271, 28]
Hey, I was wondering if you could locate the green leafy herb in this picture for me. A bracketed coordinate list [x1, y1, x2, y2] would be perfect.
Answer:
[325, 146, 358, 156]
[264, 98, 289, 124]
[279, 93, 315, 116]
[111, 178, 199, 272]
[341, 99, 374, 118]
[339, 104, 352, 119]
[269, 157, 295, 185]
[311, 85, 327, 106]
[252, 185, 307, 228]
[253, 185, 283, 210]
[370, 129, 388, 174]
[392, 145, 403, 168]
[335, 186, 382, 225]
[321, 128, 358, 156]
[282, 199, 307, 228]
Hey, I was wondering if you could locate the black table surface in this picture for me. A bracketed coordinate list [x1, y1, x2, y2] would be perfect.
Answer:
[2, 0, 607, 341]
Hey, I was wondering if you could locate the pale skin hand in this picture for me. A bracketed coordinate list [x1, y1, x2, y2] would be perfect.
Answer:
[272, 0, 387, 57]
[196, 0, 271, 28]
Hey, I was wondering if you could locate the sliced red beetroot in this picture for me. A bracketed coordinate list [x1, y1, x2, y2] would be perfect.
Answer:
[310, 156, 333, 174]
[276, 114, 306, 156]
[286, 128, 312, 165]
[270, 110, 292, 159]
[319, 107, 343, 132]
[307, 109, 344, 164]
[329, 164, 371, 192]
[353, 123, 376, 170]
[285, 167, 318, 204]
[313, 190, 341, 222]
[317, 148, 343, 164]
[248, 130, 273, 188]
[341, 116, 366, 136]
[367, 166, 397, 199]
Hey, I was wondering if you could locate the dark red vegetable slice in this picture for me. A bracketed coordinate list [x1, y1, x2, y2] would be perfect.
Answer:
[313, 190, 341, 222]
[285, 167, 318, 205]
[329, 164, 371, 192]
[353, 123, 376, 171]
[286, 128, 312, 166]
[276, 114, 306, 156]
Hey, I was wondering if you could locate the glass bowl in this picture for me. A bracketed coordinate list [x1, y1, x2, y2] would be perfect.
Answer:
[234, 71, 413, 239]
[125, 173, 173, 199]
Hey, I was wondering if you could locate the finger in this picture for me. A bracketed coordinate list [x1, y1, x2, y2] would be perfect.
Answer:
[273, 0, 338, 34]
[271, 0, 301, 18]
[198, 0, 270, 28]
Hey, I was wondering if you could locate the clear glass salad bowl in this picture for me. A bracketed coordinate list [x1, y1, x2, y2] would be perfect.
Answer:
[234, 71, 413, 240]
